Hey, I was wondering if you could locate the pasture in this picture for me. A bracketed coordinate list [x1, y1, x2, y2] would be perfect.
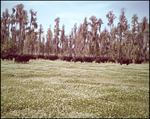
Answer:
[1, 59, 149, 118]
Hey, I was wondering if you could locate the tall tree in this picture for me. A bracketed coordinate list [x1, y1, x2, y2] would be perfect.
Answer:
[54, 17, 60, 55]
[1, 12, 7, 53]
[38, 24, 44, 55]
[137, 17, 148, 60]
[81, 17, 88, 56]
[11, 7, 18, 54]
[3, 9, 10, 54]
[22, 9, 28, 54]
[26, 9, 38, 55]
[77, 23, 83, 56]
[46, 25, 53, 56]
[60, 24, 65, 56]
[15, 4, 24, 54]
[10, 10, 16, 54]
[111, 27, 119, 59]
[100, 27, 110, 57]
[88, 15, 100, 57]
[13, 4, 28, 55]
[42, 36, 45, 56]
[144, 23, 149, 61]
[117, 8, 129, 59]
[68, 30, 73, 57]
[106, 11, 116, 58]
[131, 14, 138, 60]
[73, 23, 77, 57]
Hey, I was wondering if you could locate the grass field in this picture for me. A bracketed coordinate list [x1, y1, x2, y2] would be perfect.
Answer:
[1, 59, 149, 118]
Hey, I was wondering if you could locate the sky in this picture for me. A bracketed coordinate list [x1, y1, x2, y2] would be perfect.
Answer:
[1, 1, 149, 38]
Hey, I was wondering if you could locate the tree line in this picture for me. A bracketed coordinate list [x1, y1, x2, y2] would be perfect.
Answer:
[1, 4, 149, 62]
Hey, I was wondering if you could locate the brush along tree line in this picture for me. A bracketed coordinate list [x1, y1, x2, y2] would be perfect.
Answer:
[1, 4, 149, 64]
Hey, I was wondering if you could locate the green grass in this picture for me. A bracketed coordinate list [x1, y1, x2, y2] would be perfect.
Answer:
[1, 59, 149, 118]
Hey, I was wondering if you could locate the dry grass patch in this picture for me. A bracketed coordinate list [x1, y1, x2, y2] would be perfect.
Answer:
[93, 77, 122, 84]
[1, 60, 149, 118]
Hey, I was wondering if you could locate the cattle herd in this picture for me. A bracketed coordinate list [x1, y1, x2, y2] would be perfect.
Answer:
[1, 53, 147, 65]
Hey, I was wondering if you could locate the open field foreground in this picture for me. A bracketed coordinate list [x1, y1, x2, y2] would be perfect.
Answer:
[1, 59, 149, 118]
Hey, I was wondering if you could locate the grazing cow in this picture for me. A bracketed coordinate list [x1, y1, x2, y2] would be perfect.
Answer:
[103, 57, 109, 63]
[61, 56, 67, 61]
[108, 58, 116, 63]
[118, 58, 132, 65]
[146, 58, 149, 62]
[31, 55, 36, 60]
[27, 55, 36, 60]
[72, 57, 84, 63]
[12, 54, 18, 59]
[101, 58, 105, 63]
[61, 56, 72, 62]
[84, 56, 95, 63]
[65, 56, 73, 62]
[1, 54, 14, 61]
[95, 59, 100, 63]
[117, 58, 121, 63]
[1, 54, 8, 61]
[44, 56, 49, 60]
[94, 57, 99, 63]
[96, 57, 104, 63]
[45, 55, 59, 60]
[49, 55, 59, 60]
[37, 55, 45, 59]
[134, 59, 144, 64]
[95, 57, 108, 63]
[15, 55, 30, 63]
[9, 55, 13, 61]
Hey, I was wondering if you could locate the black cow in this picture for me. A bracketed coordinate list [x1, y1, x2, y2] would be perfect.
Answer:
[9, 55, 13, 61]
[96, 57, 103, 63]
[118, 58, 132, 65]
[103, 57, 109, 63]
[95, 57, 108, 63]
[61, 56, 72, 62]
[84, 56, 95, 63]
[44, 56, 49, 60]
[1, 54, 14, 61]
[45, 55, 59, 60]
[61, 56, 67, 61]
[65, 56, 73, 62]
[72, 57, 84, 63]
[49, 55, 59, 60]
[12, 54, 18, 59]
[31, 55, 36, 60]
[95, 58, 100, 63]
[15, 55, 30, 63]
[37, 55, 45, 59]
[134, 59, 144, 64]
[108, 58, 116, 63]
[1, 54, 7, 60]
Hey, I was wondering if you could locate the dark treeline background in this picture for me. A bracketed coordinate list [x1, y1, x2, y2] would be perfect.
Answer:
[1, 4, 149, 61]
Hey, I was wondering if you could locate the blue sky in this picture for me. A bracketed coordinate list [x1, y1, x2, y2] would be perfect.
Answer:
[1, 1, 149, 38]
